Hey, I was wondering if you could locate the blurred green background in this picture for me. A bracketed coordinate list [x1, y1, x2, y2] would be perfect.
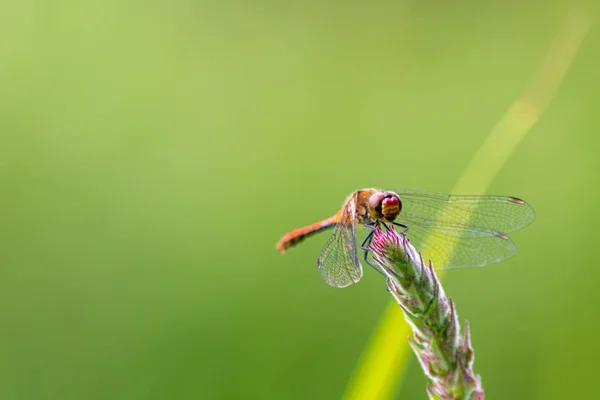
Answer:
[1, 1, 599, 399]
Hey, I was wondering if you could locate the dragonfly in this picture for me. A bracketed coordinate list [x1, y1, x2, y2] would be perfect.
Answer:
[276, 188, 535, 288]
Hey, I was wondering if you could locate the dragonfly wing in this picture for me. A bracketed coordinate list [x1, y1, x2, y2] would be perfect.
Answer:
[392, 188, 534, 269]
[396, 188, 535, 234]
[400, 221, 517, 269]
[317, 193, 363, 288]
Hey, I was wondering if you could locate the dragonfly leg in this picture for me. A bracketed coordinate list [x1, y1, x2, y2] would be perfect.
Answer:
[359, 225, 385, 277]
[359, 223, 376, 250]
[392, 221, 409, 235]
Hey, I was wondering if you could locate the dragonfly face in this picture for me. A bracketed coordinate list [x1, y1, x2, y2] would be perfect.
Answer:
[367, 191, 402, 223]
[353, 189, 402, 225]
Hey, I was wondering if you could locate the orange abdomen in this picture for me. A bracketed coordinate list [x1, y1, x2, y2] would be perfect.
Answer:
[276, 215, 338, 253]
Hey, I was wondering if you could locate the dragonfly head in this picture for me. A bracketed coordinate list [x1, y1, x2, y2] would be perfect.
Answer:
[368, 191, 402, 223]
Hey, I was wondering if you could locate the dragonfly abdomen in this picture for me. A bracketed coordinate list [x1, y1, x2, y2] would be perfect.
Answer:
[276, 215, 338, 253]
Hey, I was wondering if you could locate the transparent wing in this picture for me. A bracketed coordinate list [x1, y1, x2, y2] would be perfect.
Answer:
[317, 193, 363, 288]
[393, 189, 536, 269]
[399, 222, 518, 269]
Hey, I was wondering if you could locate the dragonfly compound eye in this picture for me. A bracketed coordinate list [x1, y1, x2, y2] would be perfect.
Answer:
[367, 193, 386, 220]
[368, 192, 402, 222]
[381, 192, 402, 222]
